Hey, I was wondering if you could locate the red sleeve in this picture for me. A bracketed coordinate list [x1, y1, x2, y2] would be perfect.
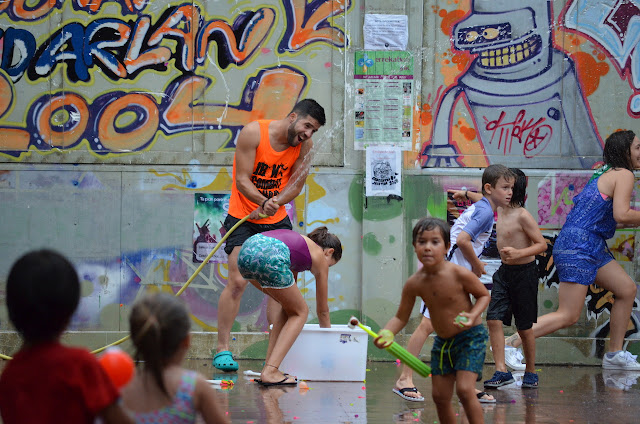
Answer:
[75, 350, 120, 415]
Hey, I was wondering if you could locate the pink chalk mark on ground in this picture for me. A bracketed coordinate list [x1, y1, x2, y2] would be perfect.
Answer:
[324, 62, 332, 68]
[261, 48, 271, 54]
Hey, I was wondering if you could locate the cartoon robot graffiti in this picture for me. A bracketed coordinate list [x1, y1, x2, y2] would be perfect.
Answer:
[422, 0, 603, 169]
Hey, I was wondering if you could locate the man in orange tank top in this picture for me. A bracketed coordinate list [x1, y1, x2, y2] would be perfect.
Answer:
[212, 99, 326, 371]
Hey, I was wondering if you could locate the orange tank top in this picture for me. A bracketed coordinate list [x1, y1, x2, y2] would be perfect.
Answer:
[228, 120, 302, 224]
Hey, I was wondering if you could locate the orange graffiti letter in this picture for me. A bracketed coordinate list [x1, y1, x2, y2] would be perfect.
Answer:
[197, 7, 276, 67]
[11, 0, 57, 20]
[124, 16, 172, 74]
[0, 71, 30, 151]
[76, 0, 147, 14]
[35, 93, 89, 148]
[280, 0, 350, 52]
[148, 5, 200, 71]
[163, 68, 306, 130]
[98, 94, 159, 151]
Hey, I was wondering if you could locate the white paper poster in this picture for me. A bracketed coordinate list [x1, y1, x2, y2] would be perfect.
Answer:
[363, 14, 408, 50]
[366, 147, 402, 197]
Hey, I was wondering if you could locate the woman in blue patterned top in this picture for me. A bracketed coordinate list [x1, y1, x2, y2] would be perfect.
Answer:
[508, 130, 640, 370]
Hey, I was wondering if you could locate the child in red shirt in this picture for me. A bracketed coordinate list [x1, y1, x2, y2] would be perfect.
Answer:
[0, 250, 133, 424]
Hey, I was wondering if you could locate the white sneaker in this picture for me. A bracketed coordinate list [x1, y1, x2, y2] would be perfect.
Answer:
[602, 350, 640, 370]
[504, 346, 526, 371]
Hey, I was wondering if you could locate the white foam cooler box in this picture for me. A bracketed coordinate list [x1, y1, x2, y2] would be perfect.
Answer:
[279, 324, 369, 381]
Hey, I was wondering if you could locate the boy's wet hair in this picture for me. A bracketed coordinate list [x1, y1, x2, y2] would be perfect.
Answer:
[6, 249, 80, 343]
[412, 217, 451, 247]
[307, 226, 343, 262]
[604, 130, 636, 171]
[129, 292, 191, 399]
[482, 164, 516, 194]
[509, 168, 527, 208]
[291, 98, 326, 126]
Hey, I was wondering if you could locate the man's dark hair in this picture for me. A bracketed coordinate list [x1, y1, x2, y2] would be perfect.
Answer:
[7, 249, 80, 343]
[291, 99, 326, 126]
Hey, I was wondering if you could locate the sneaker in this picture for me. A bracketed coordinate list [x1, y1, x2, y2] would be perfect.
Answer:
[504, 346, 526, 371]
[484, 371, 515, 388]
[603, 350, 640, 370]
[521, 372, 538, 388]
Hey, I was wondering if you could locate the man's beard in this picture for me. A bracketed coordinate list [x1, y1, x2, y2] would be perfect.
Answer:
[287, 121, 300, 146]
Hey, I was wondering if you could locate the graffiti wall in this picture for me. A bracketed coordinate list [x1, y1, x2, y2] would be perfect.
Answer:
[1, 0, 640, 363]
[0, 0, 350, 164]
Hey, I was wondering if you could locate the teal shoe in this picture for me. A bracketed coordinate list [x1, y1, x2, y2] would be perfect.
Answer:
[212, 350, 238, 371]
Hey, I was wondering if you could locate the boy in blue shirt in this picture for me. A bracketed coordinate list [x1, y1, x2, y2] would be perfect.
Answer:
[446, 165, 515, 276]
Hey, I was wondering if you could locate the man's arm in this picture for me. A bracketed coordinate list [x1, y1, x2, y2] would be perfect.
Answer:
[272, 140, 313, 207]
[234, 122, 267, 206]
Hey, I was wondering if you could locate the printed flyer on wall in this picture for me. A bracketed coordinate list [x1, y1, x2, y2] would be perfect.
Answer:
[363, 14, 409, 50]
[193, 193, 230, 263]
[365, 146, 401, 197]
[354, 50, 414, 150]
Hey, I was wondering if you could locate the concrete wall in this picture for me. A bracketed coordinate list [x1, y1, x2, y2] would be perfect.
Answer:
[1, 0, 640, 364]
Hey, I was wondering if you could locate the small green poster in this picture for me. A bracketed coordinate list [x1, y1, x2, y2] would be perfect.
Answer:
[193, 193, 230, 263]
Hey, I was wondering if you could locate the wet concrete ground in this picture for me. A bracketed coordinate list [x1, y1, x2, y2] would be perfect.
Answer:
[201, 359, 640, 423]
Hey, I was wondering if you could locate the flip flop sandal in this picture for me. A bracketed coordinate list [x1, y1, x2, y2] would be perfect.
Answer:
[392, 387, 425, 402]
[256, 376, 298, 387]
[283, 373, 297, 381]
[476, 391, 496, 403]
[212, 350, 238, 371]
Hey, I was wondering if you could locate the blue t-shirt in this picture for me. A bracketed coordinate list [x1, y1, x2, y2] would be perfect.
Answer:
[447, 197, 494, 270]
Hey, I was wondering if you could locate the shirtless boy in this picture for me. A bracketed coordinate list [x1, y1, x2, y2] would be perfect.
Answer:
[483, 168, 547, 389]
[375, 218, 490, 424]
